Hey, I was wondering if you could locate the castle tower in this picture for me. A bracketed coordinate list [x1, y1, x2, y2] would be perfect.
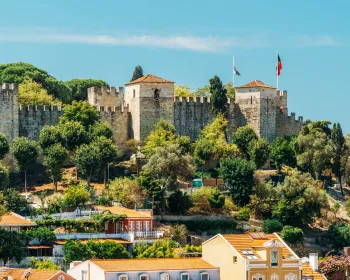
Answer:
[235, 80, 278, 142]
[124, 74, 175, 140]
[0, 83, 19, 143]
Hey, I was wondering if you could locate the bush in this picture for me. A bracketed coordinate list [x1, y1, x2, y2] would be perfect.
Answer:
[281, 226, 304, 244]
[167, 190, 193, 215]
[170, 224, 188, 242]
[235, 207, 250, 221]
[133, 240, 176, 258]
[184, 244, 202, 253]
[327, 224, 350, 249]
[263, 219, 283, 233]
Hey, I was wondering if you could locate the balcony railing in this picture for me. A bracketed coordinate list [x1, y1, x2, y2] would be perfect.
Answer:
[134, 231, 164, 239]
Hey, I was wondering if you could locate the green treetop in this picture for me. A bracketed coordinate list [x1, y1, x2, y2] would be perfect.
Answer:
[210, 75, 227, 115]
[130, 66, 144, 82]
[65, 78, 109, 101]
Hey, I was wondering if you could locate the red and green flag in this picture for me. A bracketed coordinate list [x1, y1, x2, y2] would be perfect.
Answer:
[276, 54, 282, 76]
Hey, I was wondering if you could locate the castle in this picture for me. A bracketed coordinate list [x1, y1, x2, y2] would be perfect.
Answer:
[0, 74, 303, 154]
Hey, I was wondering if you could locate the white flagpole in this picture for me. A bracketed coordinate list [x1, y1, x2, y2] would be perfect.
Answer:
[233, 56, 235, 85]
[276, 51, 279, 89]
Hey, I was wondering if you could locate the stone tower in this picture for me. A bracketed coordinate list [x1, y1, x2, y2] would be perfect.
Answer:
[235, 80, 278, 142]
[124, 74, 175, 140]
[0, 83, 19, 143]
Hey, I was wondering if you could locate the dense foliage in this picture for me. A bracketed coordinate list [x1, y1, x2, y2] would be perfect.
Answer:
[262, 219, 283, 233]
[65, 78, 109, 101]
[210, 75, 227, 115]
[133, 240, 176, 258]
[319, 256, 350, 280]
[280, 225, 304, 244]
[0, 133, 9, 160]
[30, 257, 60, 270]
[0, 229, 25, 263]
[130, 66, 144, 82]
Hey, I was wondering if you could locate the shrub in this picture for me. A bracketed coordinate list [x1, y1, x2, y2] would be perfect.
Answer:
[235, 207, 250, 221]
[281, 226, 304, 244]
[263, 219, 283, 233]
[184, 244, 202, 253]
[167, 190, 193, 215]
[133, 240, 176, 258]
[170, 224, 188, 242]
[327, 224, 350, 249]
[163, 220, 237, 235]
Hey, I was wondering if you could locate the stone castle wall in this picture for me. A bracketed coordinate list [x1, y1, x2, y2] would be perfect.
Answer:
[0, 84, 19, 143]
[276, 110, 303, 138]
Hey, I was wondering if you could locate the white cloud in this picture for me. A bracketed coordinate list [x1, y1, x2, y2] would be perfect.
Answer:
[0, 28, 342, 51]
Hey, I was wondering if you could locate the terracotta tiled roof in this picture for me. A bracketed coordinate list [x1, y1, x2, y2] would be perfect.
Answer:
[236, 80, 276, 89]
[220, 233, 298, 260]
[302, 263, 327, 280]
[91, 258, 216, 272]
[0, 268, 75, 280]
[0, 212, 36, 226]
[96, 205, 152, 219]
[125, 74, 174, 85]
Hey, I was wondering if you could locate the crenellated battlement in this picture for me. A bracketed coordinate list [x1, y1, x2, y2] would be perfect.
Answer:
[19, 104, 63, 112]
[88, 86, 124, 108]
[0, 83, 18, 91]
[173, 96, 235, 104]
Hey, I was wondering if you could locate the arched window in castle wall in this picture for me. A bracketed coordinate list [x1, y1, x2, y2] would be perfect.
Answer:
[154, 88, 160, 99]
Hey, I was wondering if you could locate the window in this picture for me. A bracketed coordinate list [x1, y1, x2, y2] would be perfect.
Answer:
[181, 273, 189, 280]
[129, 221, 135, 232]
[120, 221, 125, 232]
[285, 274, 297, 280]
[271, 250, 278, 266]
[133, 89, 136, 98]
[271, 274, 278, 280]
[289, 255, 296, 259]
[242, 250, 259, 260]
[136, 221, 142, 232]
[201, 273, 209, 280]
[160, 273, 169, 280]
[119, 275, 128, 280]
[58, 276, 65, 280]
[82, 270, 87, 280]
[252, 274, 264, 280]
[154, 88, 160, 98]
[233, 256, 237, 263]
[144, 221, 150, 232]
[140, 274, 149, 280]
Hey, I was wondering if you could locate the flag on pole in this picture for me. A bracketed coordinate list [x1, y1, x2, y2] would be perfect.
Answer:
[276, 54, 282, 76]
[234, 66, 241, 76]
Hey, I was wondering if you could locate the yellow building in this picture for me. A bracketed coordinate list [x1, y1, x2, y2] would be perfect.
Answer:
[202, 232, 302, 280]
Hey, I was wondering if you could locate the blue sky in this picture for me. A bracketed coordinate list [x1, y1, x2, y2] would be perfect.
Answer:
[0, 1, 349, 133]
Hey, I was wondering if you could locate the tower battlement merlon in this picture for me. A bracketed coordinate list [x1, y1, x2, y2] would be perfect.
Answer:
[19, 104, 63, 111]
[88, 85, 124, 108]
[173, 96, 211, 103]
[0, 83, 18, 91]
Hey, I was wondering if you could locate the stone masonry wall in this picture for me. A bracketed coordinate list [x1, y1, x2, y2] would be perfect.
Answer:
[0, 84, 19, 143]
[276, 110, 303, 138]
[19, 105, 63, 140]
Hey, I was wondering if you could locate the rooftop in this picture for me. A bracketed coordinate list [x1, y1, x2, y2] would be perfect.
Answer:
[96, 205, 152, 219]
[0, 212, 36, 227]
[0, 268, 75, 280]
[91, 258, 216, 272]
[236, 80, 276, 89]
[302, 263, 326, 280]
[219, 233, 298, 260]
[125, 74, 174, 85]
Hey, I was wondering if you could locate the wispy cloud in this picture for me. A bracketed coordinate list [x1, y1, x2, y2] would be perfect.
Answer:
[0, 28, 343, 52]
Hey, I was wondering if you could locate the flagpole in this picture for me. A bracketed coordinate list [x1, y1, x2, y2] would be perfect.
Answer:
[276, 51, 279, 89]
[232, 56, 235, 85]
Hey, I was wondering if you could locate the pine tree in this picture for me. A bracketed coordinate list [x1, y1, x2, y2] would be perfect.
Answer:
[331, 123, 346, 194]
[130, 66, 144, 82]
[209, 75, 227, 115]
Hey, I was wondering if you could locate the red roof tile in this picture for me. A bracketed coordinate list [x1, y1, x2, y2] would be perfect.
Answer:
[236, 80, 276, 89]
[125, 74, 174, 85]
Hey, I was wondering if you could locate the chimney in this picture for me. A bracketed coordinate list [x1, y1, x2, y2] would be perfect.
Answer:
[309, 253, 318, 271]
[344, 247, 350, 256]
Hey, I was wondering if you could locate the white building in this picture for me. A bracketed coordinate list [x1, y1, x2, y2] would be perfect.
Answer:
[68, 258, 219, 280]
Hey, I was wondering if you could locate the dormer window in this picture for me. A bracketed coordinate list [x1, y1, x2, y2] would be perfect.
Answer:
[271, 250, 278, 266]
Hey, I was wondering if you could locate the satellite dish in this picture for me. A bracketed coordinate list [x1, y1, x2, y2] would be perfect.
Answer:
[21, 268, 31, 280]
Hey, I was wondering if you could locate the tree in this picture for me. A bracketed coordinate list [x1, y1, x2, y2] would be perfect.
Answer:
[75, 142, 101, 186]
[65, 78, 109, 101]
[262, 219, 283, 234]
[270, 137, 296, 171]
[327, 223, 350, 250]
[18, 78, 62, 106]
[109, 177, 146, 209]
[130, 66, 144, 82]
[143, 144, 195, 193]
[167, 190, 193, 214]
[280, 226, 304, 244]
[194, 85, 210, 97]
[319, 256, 350, 280]
[296, 121, 334, 178]
[133, 240, 176, 258]
[171, 224, 188, 242]
[142, 119, 177, 156]
[43, 143, 68, 191]
[331, 123, 346, 193]
[63, 184, 90, 208]
[30, 257, 60, 270]
[232, 126, 258, 159]
[272, 171, 328, 226]
[90, 121, 113, 141]
[0, 229, 25, 263]
[0, 62, 71, 103]
[193, 138, 212, 177]
[209, 188, 225, 209]
[249, 138, 270, 169]
[39, 125, 62, 152]
[92, 137, 117, 186]
[219, 158, 256, 207]
[0, 163, 9, 190]
[23, 227, 56, 245]
[60, 100, 100, 129]
[63, 240, 91, 263]
[1, 188, 29, 214]
[0, 133, 9, 160]
[60, 121, 87, 151]
[225, 82, 236, 100]
[174, 84, 192, 97]
[10, 137, 39, 192]
[209, 75, 227, 115]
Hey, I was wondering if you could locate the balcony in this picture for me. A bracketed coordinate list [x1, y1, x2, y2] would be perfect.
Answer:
[134, 231, 164, 239]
